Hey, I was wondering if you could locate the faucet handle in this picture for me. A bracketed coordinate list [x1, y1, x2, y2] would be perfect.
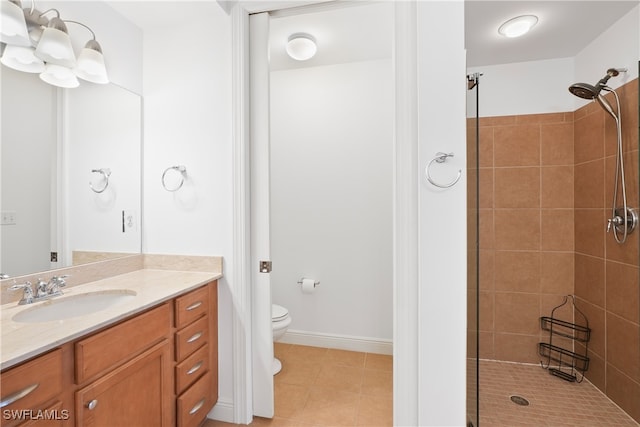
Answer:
[47, 275, 68, 294]
[8, 281, 34, 305]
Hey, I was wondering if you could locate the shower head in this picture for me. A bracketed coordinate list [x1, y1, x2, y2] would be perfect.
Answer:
[568, 68, 627, 119]
[569, 68, 628, 99]
[568, 82, 600, 100]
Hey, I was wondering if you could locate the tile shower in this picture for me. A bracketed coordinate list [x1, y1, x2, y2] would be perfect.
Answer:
[476, 78, 639, 422]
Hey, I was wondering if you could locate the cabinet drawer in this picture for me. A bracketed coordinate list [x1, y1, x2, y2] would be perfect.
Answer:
[176, 371, 214, 427]
[174, 286, 209, 329]
[75, 303, 171, 383]
[175, 344, 209, 395]
[0, 349, 63, 426]
[175, 316, 208, 362]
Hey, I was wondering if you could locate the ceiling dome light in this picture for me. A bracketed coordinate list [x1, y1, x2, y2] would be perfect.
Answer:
[498, 15, 538, 38]
[286, 33, 317, 61]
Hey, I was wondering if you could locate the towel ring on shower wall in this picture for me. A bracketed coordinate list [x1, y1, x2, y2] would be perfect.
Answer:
[425, 152, 462, 188]
[162, 165, 187, 192]
[89, 168, 111, 193]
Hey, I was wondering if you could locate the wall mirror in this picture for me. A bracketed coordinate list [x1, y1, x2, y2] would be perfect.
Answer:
[1, 67, 142, 277]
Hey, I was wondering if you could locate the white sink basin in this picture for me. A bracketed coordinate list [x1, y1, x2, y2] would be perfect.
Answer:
[12, 290, 137, 323]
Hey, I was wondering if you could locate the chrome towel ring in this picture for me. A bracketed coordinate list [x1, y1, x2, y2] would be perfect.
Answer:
[425, 152, 461, 188]
[162, 165, 187, 192]
[89, 168, 111, 193]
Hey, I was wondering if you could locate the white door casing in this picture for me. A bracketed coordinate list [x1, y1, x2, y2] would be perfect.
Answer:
[249, 11, 275, 419]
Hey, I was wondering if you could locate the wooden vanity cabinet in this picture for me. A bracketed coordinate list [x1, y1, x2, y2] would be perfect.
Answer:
[1, 280, 218, 427]
[173, 282, 218, 427]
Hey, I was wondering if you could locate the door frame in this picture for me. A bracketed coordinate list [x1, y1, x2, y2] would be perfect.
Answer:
[230, 1, 420, 425]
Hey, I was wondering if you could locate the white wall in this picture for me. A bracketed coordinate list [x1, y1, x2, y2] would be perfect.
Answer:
[270, 59, 393, 347]
[466, 57, 575, 117]
[140, 2, 234, 415]
[574, 4, 639, 109]
[417, 1, 467, 425]
[467, 5, 639, 118]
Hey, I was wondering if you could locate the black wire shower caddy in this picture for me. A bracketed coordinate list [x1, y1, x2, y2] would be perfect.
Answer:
[539, 295, 591, 382]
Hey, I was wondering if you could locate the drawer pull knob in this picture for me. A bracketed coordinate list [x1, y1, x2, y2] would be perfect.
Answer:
[186, 301, 202, 311]
[0, 383, 38, 408]
[187, 331, 203, 343]
[187, 361, 204, 375]
[87, 399, 98, 410]
[189, 398, 205, 415]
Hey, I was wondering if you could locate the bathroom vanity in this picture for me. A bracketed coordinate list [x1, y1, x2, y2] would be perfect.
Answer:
[0, 268, 219, 427]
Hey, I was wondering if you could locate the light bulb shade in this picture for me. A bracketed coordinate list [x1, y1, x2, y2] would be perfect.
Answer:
[1, 44, 45, 72]
[1, 0, 31, 46]
[39, 63, 79, 88]
[286, 33, 317, 61]
[74, 40, 108, 84]
[35, 19, 76, 67]
[498, 15, 538, 38]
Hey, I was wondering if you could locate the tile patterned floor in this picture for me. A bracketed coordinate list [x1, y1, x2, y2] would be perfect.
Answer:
[204, 350, 637, 426]
[477, 359, 639, 427]
[203, 343, 393, 427]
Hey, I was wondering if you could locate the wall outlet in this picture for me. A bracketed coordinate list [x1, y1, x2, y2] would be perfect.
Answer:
[122, 210, 137, 233]
[1, 211, 16, 225]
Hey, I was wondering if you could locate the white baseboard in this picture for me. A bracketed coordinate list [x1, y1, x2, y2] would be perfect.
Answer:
[279, 329, 393, 355]
[207, 398, 234, 423]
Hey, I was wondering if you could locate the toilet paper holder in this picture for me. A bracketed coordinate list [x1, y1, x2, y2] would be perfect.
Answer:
[297, 278, 320, 287]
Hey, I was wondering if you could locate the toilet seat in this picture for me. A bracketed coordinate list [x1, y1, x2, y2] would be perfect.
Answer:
[272, 304, 289, 322]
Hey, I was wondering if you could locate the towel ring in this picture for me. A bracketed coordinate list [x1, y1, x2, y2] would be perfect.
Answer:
[425, 152, 461, 188]
[89, 168, 111, 193]
[162, 165, 187, 192]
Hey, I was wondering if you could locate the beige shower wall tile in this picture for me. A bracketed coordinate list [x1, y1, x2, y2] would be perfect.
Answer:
[541, 122, 574, 166]
[494, 124, 541, 167]
[539, 252, 574, 295]
[494, 251, 540, 292]
[541, 209, 574, 251]
[494, 167, 540, 208]
[541, 165, 573, 208]
[494, 292, 539, 335]
[494, 209, 540, 250]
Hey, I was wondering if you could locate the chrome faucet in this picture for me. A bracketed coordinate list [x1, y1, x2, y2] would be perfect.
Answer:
[8, 275, 69, 305]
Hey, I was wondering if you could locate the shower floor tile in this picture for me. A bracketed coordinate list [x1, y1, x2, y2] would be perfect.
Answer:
[477, 359, 639, 427]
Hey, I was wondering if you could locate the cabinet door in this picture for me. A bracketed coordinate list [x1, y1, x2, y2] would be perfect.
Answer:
[75, 341, 172, 427]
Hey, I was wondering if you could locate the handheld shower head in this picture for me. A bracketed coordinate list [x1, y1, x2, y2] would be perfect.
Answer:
[568, 68, 628, 100]
[568, 82, 599, 100]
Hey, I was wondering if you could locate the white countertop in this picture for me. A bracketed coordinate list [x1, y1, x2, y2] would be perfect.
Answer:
[0, 269, 221, 370]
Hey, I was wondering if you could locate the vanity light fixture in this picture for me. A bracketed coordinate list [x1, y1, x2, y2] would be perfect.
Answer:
[1, 0, 31, 46]
[286, 33, 317, 61]
[0, 1, 109, 87]
[498, 15, 538, 38]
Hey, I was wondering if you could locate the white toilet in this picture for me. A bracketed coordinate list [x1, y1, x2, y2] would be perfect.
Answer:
[272, 304, 292, 375]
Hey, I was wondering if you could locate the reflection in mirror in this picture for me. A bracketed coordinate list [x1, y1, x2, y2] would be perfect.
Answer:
[0, 67, 142, 277]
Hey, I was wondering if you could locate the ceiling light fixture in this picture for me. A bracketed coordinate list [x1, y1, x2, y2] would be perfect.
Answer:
[0, 1, 109, 87]
[498, 15, 538, 38]
[286, 33, 317, 61]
